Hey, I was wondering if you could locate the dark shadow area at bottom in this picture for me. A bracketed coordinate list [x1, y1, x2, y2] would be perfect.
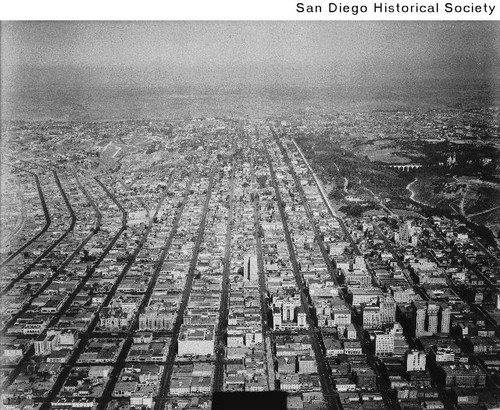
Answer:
[212, 391, 288, 410]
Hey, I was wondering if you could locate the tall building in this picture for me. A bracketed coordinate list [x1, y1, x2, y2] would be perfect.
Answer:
[414, 301, 450, 337]
[353, 256, 366, 271]
[139, 311, 174, 330]
[332, 304, 352, 327]
[399, 220, 413, 244]
[346, 323, 357, 340]
[273, 307, 282, 330]
[34, 334, 57, 356]
[375, 332, 394, 355]
[440, 305, 451, 334]
[411, 235, 419, 247]
[380, 295, 397, 324]
[297, 308, 307, 328]
[415, 302, 427, 337]
[363, 306, 382, 329]
[407, 350, 426, 372]
[244, 254, 258, 282]
[392, 322, 408, 355]
[282, 301, 295, 322]
[374, 322, 408, 356]
[427, 304, 439, 335]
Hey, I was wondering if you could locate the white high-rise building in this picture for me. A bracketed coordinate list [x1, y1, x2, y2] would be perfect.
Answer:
[375, 332, 394, 355]
[406, 350, 426, 372]
[440, 306, 451, 334]
[353, 256, 366, 271]
[244, 254, 258, 282]
[282, 301, 296, 322]
[362, 306, 382, 329]
[427, 304, 439, 335]
[273, 307, 282, 330]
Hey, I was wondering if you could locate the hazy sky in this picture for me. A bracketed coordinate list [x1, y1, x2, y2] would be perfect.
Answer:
[2, 21, 500, 88]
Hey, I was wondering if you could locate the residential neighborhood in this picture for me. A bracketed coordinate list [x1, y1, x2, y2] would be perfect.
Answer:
[1, 117, 500, 410]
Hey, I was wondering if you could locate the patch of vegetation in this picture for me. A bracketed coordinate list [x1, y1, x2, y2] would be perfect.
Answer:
[296, 133, 411, 199]
[338, 203, 377, 217]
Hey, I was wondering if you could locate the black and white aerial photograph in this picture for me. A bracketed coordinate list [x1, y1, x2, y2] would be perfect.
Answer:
[1, 21, 500, 410]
